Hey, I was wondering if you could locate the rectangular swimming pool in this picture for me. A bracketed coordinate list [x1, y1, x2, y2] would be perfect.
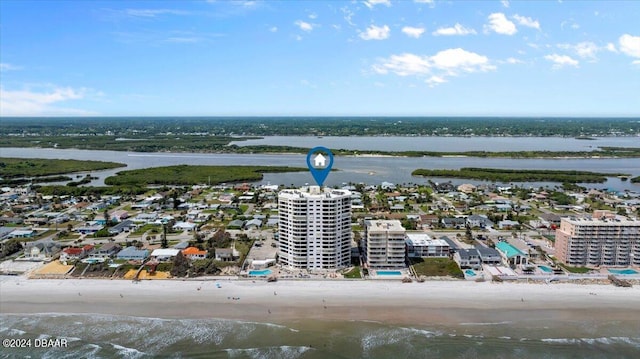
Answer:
[608, 269, 638, 275]
[376, 270, 402, 276]
[539, 266, 553, 273]
[248, 269, 272, 276]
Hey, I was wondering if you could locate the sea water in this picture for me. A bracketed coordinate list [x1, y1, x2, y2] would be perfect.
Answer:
[1, 313, 639, 358]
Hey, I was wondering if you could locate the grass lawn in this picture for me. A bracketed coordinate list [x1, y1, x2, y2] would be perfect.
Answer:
[343, 266, 362, 279]
[559, 263, 592, 273]
[411, 257, 464, 279]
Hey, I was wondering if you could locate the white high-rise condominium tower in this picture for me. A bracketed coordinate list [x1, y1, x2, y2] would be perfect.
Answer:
[278, 186, 352, 270]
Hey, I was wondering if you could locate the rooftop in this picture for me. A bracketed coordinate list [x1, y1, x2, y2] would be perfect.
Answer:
[495, 241, 527, 259]
[365, 220, 405, 233]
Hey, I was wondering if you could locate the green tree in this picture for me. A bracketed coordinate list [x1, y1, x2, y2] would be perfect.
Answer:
[0, 239, 23, 259]
[161, 224, 168, 248]
[170, 251, 190, 277]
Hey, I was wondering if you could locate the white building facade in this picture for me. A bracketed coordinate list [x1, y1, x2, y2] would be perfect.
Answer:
[364, 220, 406, 269]
[405, 233, 449, 258]
[278, 187, 352, 270]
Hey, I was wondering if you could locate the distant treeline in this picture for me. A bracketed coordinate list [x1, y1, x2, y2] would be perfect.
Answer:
[0, 158, 126, 177]
[412, 168, 630, 183]
[0, 135, 250, 153]
[2, 117, 638, 137]
[34, 185, 148, 196]
[104, 165, 308, 186]
[239, 145, 640, 158]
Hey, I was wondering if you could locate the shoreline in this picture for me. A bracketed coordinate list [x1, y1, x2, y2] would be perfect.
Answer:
[2, 276, 639, 326]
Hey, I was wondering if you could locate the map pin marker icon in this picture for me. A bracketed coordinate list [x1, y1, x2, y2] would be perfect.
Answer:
[306, 146, 334, 186]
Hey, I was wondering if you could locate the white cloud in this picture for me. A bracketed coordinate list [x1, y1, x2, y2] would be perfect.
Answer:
[414, 0, 434, 4]
[373, 53, 431, 76]
[0, 63, 22, 72]
[270, 26, 278, 32]
[123, 9, 189, 18]
[294, 20, 314, 32]
[360, 24, 390, 40]
[574, 42, 598, 58]
[619, 34, 640, 58]
[557, 41, 600, 60]
[501, 0, 510, 8]
[401, 26, 425, 38]
[432, 23, 476, 36]
[0, 86, 97, 116]
[308, 13, 317, 19]
[430, 48, 495, 72]
[372, 48, 495, 86]
[485, 13, 517, 35]
[544, 54, 579, 69]
[606, 43, 617, 52]
[505, 57, 523, 64]
[426, 75, 447, 87]
[364, 0, 391, 8]
[513, 14, 540, 29]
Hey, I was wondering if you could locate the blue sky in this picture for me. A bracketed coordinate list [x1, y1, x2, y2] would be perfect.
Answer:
[1, 0, 639, 117]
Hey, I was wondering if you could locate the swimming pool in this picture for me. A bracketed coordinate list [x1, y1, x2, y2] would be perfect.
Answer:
[539, 266, 553, 273]
[608, 269, 638, 275]
[376, 270, 402, 276]
[248, 269, 272, 276]
[464, 269, 476, 277]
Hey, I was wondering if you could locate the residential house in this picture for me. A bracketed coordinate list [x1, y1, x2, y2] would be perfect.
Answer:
[244, 219, 262, 230]
[75, 224, 104, 235]
[441, 217, 466, 229]
[22, 239, 62, 261]
[215, 248, 234, 262]
[454, 248, 481, 270]
[265, 216, 279, 227]
[466, 215, 494, 229]
[150, 248, 180, 261]
[419, 214, 439, 229]
[60, 244, 95, 262]
[10, 229, 37, 239]
[110, 210, 129, 222]
[495, 241, 528, 267]
[173, 221, 197, 232]
[117, 246, 149, 261]
[498, 220, 520, 230]
[108, 220, 136, 235]
[227, 219, 245, 229]
[91, 243, 122, 258]
[173, 241, 190, 250]
[182, 247, 207, 260]
[476, 245, 502, 265]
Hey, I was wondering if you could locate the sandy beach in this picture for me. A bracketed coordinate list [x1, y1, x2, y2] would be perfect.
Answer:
[2, 276, 639, 326]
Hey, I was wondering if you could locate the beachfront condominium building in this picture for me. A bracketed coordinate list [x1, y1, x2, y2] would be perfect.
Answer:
[278, 186, 352, 270]
[555, 217, 640, 267]
[364, 220, 406, 269]
[405, 232, 450, 258]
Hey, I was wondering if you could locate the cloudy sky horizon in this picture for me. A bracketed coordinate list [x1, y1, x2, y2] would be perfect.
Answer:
[1, 0, 639, 117]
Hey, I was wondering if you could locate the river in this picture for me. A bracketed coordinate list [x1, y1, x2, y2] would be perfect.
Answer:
[1, 147, 638, 192]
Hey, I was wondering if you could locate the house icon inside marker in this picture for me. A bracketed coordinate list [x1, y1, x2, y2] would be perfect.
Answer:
[314, 153, 326, 168]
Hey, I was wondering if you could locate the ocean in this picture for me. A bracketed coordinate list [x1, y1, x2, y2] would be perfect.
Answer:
[2, 313, 639, 358]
